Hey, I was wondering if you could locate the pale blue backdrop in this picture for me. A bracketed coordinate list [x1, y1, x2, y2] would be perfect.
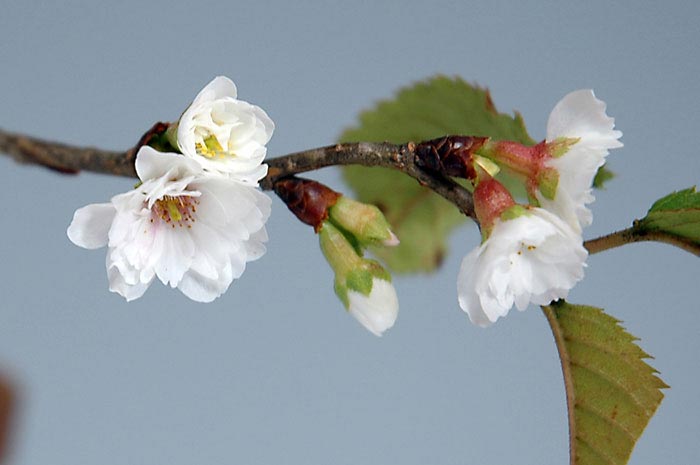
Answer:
[0, 1, 698, 464]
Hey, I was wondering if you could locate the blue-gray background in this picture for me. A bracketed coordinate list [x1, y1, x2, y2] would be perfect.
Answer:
[0, 1, 698, 464]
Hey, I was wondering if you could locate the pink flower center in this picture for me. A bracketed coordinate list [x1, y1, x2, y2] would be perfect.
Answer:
[151, 195, 199, 228]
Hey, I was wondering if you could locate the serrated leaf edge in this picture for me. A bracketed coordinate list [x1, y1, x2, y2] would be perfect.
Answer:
[542, 302, 667, 465]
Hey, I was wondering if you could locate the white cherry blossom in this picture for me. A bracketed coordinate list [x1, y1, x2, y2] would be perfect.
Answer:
[457, 207, 587, 327]
[177, 76, 274, 184]
[67, 146, 271, 302]
[538, 89, 623, 231]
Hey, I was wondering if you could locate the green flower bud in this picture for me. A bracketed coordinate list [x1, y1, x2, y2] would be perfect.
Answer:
[319, 221, 398, 336]
[328, 197, 399, 247]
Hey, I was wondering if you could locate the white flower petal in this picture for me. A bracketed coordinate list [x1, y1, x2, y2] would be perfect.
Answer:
[347, 278, 399, 336]
[537, 170, 589, 233]
[68, 146, 270, 302]
[107, 256, 151, 302]
[458, 208, 587, 326]
[154, 228, 196, 287]
[192, 76, 238, 105]
[176, 76, 273, 181]
[547, 89, 622, 146]
[539, 89, 623, 230]
[67, 203, 116, 249]
[457, 248, 495, 327]
[178, 262, 234, 303]
[188, 223, 228, 280]
[135, 146, 202, 182]
[244, 228, 269, 261]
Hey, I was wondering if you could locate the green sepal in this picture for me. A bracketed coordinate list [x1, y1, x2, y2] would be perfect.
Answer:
[472, 154, 501, 178]
[328, 197, 396, 246]
[318, 222, 364, 277]
[537, 167, 560, 200]
[322, 222, 394, 308]
[363, 258, 392, 282]
[165, 123, 180, 151]
[146, 126, 179, 153]
[334, 279, 350, 309]
[332, 259, 392, 308]
[500, 204, 528, 222]
[345, 268, 374, 296]
[526, 190, 541, 207]
[548, 137, 579, 158]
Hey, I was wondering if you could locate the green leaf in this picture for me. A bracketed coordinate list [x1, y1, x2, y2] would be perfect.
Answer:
[593, 165, 615, 189]
[633, 187, 700, 255]
[340, 75, 534, 272]
[543, 301, 667, 465]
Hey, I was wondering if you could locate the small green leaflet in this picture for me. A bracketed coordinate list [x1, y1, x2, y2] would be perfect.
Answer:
[542, 301, 667, 465]
[635, 187, 700, 254]
[593, 165, 615, 189]
[340, 76, 534, 272]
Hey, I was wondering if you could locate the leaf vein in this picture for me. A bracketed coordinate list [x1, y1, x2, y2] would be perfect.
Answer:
[575, 403, 637, 441]
[576, 436, 619, 465]
[570, 361, 648, 412]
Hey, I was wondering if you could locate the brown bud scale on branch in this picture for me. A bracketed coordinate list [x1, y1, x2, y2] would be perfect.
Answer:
[274, 177, 341, 231]
[415, 135, 488, 180]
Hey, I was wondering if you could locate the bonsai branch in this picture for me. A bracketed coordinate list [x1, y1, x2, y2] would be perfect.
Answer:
[0, 128, 476, 219]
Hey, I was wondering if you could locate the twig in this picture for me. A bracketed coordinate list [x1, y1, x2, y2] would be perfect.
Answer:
[263, 141, 475, 218]
[584, 226, 700, 256]
[0, 128, 137, 177]
[0, 128, 476, 219]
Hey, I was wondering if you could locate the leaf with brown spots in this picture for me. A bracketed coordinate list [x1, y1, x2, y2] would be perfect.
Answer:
[543, 301, 667, 465]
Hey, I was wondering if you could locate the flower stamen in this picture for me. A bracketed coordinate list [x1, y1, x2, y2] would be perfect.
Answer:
[195, 135, 235, 160]
[152, 195, 199, 228]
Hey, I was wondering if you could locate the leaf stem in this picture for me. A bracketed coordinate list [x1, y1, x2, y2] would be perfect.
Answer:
[584, 225, 700, 256]
[541, 304, 576, 465]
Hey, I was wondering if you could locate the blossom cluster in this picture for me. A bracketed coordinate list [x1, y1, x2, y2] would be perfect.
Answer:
[457, 90, 622, 326]
[68, 77, 399, 337]
[68, 77, 274, 302]
[67, 79, 621, 335]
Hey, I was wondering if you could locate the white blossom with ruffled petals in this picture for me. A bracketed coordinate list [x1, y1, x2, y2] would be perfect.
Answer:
[537, 89, 623, 231]
[67, 146, 271, 302]
[457, 208, 587, 327]
[177, 76, 274, 184]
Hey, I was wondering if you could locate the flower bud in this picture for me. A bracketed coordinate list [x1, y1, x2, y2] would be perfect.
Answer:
[274, 177, 341, 232]
[328, 196, 399, 247]
[319, 222, 398, 336]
